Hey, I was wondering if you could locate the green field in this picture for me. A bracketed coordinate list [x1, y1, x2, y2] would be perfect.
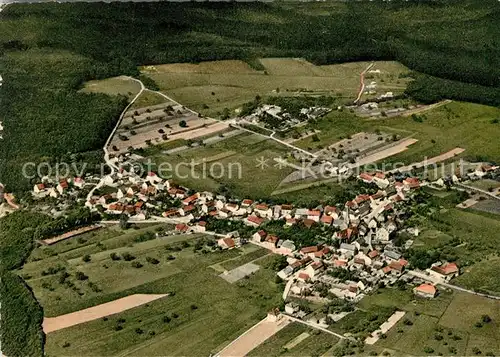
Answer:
[146, 132, 294, 199]
[80, 76, 141, 99]
[247, 322, 339, 357]
[142, 59, 409, 117]
[129, 90, 169, 110]
[361, 288, 500, 356]
[22, 225, 285, 356]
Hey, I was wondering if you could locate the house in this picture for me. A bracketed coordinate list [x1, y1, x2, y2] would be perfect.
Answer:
[384, 249, 401, 261]
[252, 230, 267, 242]
[284, 303, 300, 315]
[324, 205, 339, 219]
[145, 171, 162, 184]
[225, 203, 239, 213]
[305, 261, 324, 278]
[320, 215, 333, 226]
[264, 235, 279, 248]
[273, 205, 282, 219]
[302, 219, 316, 229]
[285, 218, 297, 227]
[182, 193, 199, 206]
[307, 210, 321, 222]
[339, 243, 356, 256]
[245, 215, 265, 227]
[278, 240, 296, 255]
[294, 208, 309, 219]
[414, 284, 437, 298]
[298, 272, 310, 282]
[277, 265, 294, 280]
[314, 247, 331, 259]
[178, 205, 195, 216]
[281, 204, 293, 217]
[73, 177, 85, 189]
[218, 238, 236, 250]
[193, 221, 206, 233]
[359, 172, 374, 184]
[241, 199, 253, 208]
[428, 262, 459, 281]
[300, 246, 319, 256]
[254, 203, 272, 218]
[368, 250, 379, 259]
[403, 177, 420, 190]
[175, 223, 189, 233]
[33, 183, 46, 195]
[56, 180, 69, 195]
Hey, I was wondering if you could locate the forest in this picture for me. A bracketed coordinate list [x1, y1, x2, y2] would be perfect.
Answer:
[0, 211, 51, 357]
[0, 0, 499, 192]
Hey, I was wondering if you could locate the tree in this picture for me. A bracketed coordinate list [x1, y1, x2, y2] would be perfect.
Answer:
[75, 271, 88, 281]
[131, 261, 143, 268]
[82, 254, 91, 263]
[119, 214, 129, 230]
[179, 120, 187, 128]
[482, 314, 492, 323]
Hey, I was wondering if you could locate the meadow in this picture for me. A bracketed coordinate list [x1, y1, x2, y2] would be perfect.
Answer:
[141, 59, 410, 117]
[247, 322, 339, 357]
[146, 132, 294, 199]
[360, 288, 500, 356]
[21, 225, 285, 356]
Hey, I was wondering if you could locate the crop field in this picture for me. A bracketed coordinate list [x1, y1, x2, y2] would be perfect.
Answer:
[80, 76, 142, 99]
[361, 288, 500, 356]
[146, 132, 294, 199]
[141, 59, 410, 117]
[22, 225, 284, 356]
[247, 322, 339, 357]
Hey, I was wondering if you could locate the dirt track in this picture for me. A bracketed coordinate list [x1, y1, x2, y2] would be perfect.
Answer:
[43, 294, 167, 333]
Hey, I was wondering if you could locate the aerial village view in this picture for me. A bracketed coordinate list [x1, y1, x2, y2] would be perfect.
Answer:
[1, 1, 500, 357]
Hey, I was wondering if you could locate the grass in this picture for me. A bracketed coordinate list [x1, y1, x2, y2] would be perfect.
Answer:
[129, 90, 169, 110]
[468, 179, 500, 191]
[219, 247, 269, 271]
[374, 101, 500, 165]
[23, 224, 284, 356]
[146, 132, 294, 199]
[453, 256, 500, 296]
[412, 228, 454, 249]
[362, 288, 500, 356]
[44, 255, 283, 356]
[247, 322, 338, 357]
[80, 76, 142, 99]
[142, 59, 409, 117]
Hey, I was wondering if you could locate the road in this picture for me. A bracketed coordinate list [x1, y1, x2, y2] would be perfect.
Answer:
[284, 314, 349, 340]
[232, 123, 317, 158]
[455, 182, 500, 201]
[354, 62, 374, 104]
[86, 76, 145, 202]
[406, 270, 500, 301]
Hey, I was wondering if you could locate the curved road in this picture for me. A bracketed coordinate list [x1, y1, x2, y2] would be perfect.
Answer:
[354, 62, 374, 104]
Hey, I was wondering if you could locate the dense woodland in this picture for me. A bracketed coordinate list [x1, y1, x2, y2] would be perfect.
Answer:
[0, 211, 50, 357]
[0, 1, 499, 191]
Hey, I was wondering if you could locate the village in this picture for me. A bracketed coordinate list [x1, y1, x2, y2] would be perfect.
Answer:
[27, 151, 500, 340]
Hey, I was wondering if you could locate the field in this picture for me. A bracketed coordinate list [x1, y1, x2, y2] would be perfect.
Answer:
[80, 76, 141, 99]
[247, 322, 339, 357]
[360, 288, 500, 356]
[141, 59, 410, 117]
[146, 131, 294, 199]
[20, 224, 285, 356]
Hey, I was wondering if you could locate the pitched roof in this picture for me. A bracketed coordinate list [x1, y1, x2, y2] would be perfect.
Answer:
[298, 272, 310, 281]
[359, 173, 374, 182]
[300, 246, 319, 254]
[221, 238, 235, 248]
[246, 215, 264, 226]
[415, 284, 436, 295]
[368, 250, 379, 258]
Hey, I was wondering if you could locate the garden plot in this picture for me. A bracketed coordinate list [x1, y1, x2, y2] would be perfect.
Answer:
[109, 100, 222, 154]
[220, 262, 260, 284]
